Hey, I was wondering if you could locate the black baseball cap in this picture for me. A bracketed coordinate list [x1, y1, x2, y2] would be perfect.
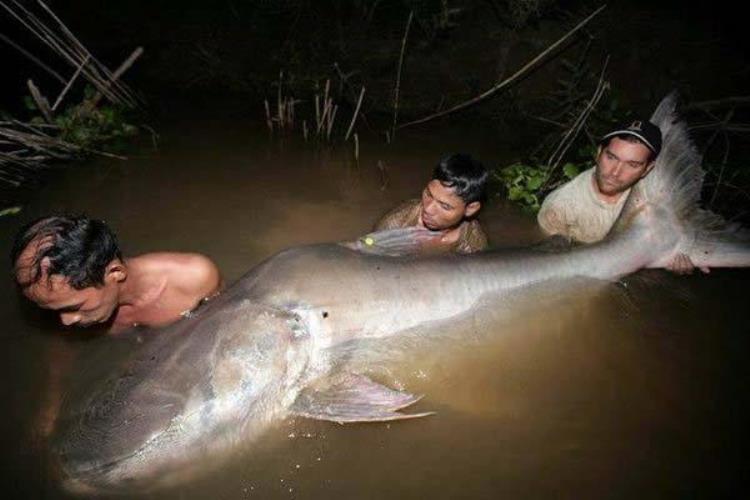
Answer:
[601, 119, 662, 157]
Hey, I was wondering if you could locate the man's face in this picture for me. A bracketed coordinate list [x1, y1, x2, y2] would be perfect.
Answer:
[420, 179, 480, 231]
[22, 275, 121, 327]
[14, 238, 123, 327]
[594, 137, 655, 196]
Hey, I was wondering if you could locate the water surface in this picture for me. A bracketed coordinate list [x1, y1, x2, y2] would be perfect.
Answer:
[1, 118, 748, 499]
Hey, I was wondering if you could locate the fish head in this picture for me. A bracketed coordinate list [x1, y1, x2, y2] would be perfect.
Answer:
[55, 299, 314, 493]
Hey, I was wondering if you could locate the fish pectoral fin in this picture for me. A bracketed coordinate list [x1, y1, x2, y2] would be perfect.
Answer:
[290, 373, 434, 423]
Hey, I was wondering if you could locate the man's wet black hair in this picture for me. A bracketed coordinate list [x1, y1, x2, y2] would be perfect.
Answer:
[10, 215, 122, 289]
[432, 153, 488, 204]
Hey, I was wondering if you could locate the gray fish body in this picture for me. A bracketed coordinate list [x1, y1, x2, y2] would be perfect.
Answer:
[54, 226, 679, 491]
[55, 95, 750, 492]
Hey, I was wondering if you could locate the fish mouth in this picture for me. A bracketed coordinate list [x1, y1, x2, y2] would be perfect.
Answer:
[57, 452, 148, 495]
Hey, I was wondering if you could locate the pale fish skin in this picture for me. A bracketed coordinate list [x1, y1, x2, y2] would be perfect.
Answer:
[55, 93, 750, 493]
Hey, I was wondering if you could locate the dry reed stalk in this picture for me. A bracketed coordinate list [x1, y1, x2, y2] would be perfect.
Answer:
[2, 0, 139, 107]
[276, 71, 284, 129]
[546, 56, 610, 172]
[318, 98, 329, 135]
[317, 80, 334, 135]
[264, 99, 273, 133]
[52, 54, 90, 111]
[88, 47, 143, 109]
[397, 4, 607, 130]
[26, 79, 53, 123]
[287, 98, 295, 130]
[0, 121, 127, 162]
[377, 160, 389, 190]
[390, 11, 413, 142]
[344, 86, 366, 141]
[36, 0, 138, 105]
[326, 104, 338, 141]
[353, 133, 359, 165]
[315, 93, 321, 132]
[0, 32, 66, 84]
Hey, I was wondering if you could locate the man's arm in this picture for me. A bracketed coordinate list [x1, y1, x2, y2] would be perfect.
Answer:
[457, 221, 489, 254]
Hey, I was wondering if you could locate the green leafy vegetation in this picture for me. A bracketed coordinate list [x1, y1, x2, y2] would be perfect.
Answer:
[25, 88, 138, 153]
[494, 159, 580, 212]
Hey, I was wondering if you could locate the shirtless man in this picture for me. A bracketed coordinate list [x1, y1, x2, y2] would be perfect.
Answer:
[11, 215, 222, 332]
[374, 153, 489, 254]
[537, 119, 707, 274]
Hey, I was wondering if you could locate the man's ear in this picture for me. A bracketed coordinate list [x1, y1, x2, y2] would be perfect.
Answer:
[641, 160, 656, 179]
[464, 201, 481, 218]
[104, 259, 127, 284]
[39, 256, 52, 275]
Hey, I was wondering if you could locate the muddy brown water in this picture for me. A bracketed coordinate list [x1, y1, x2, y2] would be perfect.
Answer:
[1, 118, 748, 499]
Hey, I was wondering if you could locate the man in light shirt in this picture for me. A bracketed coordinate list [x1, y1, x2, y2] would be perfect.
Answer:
[537, 119, 708, 274]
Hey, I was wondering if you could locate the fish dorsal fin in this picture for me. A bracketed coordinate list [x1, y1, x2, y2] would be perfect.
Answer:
[290, 373, 434, 423]
[340, 227, 444, 257]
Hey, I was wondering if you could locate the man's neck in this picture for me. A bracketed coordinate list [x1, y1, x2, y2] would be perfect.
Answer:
[417, 208, 464, 241]
[117, 258, 167, 309]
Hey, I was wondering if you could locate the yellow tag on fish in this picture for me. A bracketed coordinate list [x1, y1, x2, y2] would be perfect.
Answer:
[364, 236, 375, 246]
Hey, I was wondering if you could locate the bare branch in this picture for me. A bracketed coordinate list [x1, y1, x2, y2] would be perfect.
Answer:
[390, 11, 413, 141]
[397, 4, 607, 130]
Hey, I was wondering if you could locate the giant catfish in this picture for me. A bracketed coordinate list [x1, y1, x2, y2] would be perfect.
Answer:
[54, 94, 750, 492]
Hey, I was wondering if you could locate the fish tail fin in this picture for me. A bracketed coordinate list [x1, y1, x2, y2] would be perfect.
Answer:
[614, 92, 750, 268]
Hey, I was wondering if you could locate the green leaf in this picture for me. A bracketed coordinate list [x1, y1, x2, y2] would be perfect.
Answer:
[0, 206, 22, 217]
[23, 96, 37, 111]
[526, 176, 543, 190]
[562, 163, 580, 179]
[508, 186, 523, 201]
[83, 85, 97, 99]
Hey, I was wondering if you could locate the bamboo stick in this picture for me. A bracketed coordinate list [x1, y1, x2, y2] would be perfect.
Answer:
[344, 86, 366, 141]
[0, 32, 66, 84]
[52, 54, 90, 111]
[89, 47, 143, 109]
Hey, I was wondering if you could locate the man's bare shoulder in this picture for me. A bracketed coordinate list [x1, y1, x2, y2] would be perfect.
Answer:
[130, 252, 222, 297]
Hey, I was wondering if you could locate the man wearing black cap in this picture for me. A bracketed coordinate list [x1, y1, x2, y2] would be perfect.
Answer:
[538, 119, 707, 273]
